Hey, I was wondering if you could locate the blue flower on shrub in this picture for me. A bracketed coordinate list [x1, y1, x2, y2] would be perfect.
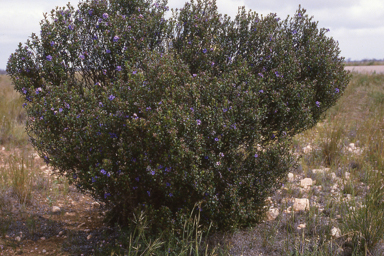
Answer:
[92, 176, 97, 182]
[99, 102, 103, 107]
[135, 177, 139, 182]
[109, 95, 115, 101]
[106, 49, 111, 54]
[59, 108, 63, 113]
[335, 88, 339, 93]
[100, 169, 107, 175]
[79, 54, 85, 60]
[113, 36, 119, 42]
[151, 170, 155, 175]
[68, 25, 74, 30]
[116, 66, 121, 71]
[166, 182, 170, 187]
[109, 132, 118, 138]
[147, 191, 150, 197]
[73, 174, 77, 179]
[215, 138, 219, 142]
[254, 154, 258, 158]
[22, 103, 27, 108]
[104, 193, 110, 198]
[169, 193, 173, 197]
[196, 119, 201, 125]
[316, 101, 320, 107]
[50, 41, 55, 46]
[46, 55, 52, 61]
[103, 13, 109, 19]
[202, 48, 207, 53]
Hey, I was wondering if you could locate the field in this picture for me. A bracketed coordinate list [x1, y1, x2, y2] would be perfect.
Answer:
[1, 72, 384, 255]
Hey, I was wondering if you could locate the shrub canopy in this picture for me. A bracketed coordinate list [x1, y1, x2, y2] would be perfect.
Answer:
[7, 0, 350, 232]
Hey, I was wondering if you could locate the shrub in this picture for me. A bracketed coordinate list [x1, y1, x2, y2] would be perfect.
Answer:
[6, 0, 350, 233]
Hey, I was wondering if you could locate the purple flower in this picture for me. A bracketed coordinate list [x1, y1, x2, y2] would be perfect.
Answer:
[192, 74, 197, 77]
[211, 62, 215, 66]
[190, 107, 194, 112]
[335, 88, 339, 93]
[216, 162, 221, 166]
[46, 55, 52, 61]
[109, 95, 115, 101]
[106, 49, 111, 54]
[275, 71, 280, 77]
[259, 90, 264, 93]
[104, 193, 110, 198]
[92, 177, 96, 182]
[135, 177, 140, 182]
[50, 41, 55, 46]
[258, 73, 264, 78]
[202, 48, 207, 53]
[169, 193, 173, 197]
[196, 119, 201, 125]
[113, 36, 119, 42]
[103, 13, 109, 19]
[132, 71, 137, 74]
[166, 182, 170, 187]
[103, 69, 107, 75]
[151, 170, 155, 175]
[73, 174, 77, 179]
[59, 108, 63, 113]
[36, 87, 42, 94]
[254, 154, 258, 158]
[298, 13, 302, 17]
[79, 54, 85, 60]
[68, 25, 74, 30]
[22, 103, 27, 108]
[292, 29, 297, 34]
[215, 138, 219, 142]
[316, 101, 320, 107]
[147, 191, 151, 197]
[219, 152, 224, 157]
[101, 169, 107, 175]
[99, 102, 103, 107]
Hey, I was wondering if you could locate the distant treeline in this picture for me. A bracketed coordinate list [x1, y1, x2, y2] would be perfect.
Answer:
[0, 70, 7, 75]
[344, 58, 384, 66]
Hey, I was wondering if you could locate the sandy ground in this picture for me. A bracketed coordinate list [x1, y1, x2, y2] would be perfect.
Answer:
[344, 65, 384, 74]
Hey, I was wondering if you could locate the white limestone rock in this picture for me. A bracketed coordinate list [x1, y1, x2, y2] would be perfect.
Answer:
[300, 178, 313, 189]
[293, 198, 310, 211]
[266, 208, 280, 221]
[52, 206, 61, 213]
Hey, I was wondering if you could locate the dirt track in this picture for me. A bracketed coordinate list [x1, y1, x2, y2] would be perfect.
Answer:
[344, 65, 384, 74]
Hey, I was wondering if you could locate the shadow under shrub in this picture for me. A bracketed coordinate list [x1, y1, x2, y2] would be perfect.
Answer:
[6, 0, 350, 234]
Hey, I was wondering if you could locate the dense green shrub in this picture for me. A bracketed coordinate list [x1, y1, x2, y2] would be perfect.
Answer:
[6, 0, 349, 233]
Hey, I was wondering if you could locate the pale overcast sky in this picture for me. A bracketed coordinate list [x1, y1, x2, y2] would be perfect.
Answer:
[1, 0, 383, 70]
